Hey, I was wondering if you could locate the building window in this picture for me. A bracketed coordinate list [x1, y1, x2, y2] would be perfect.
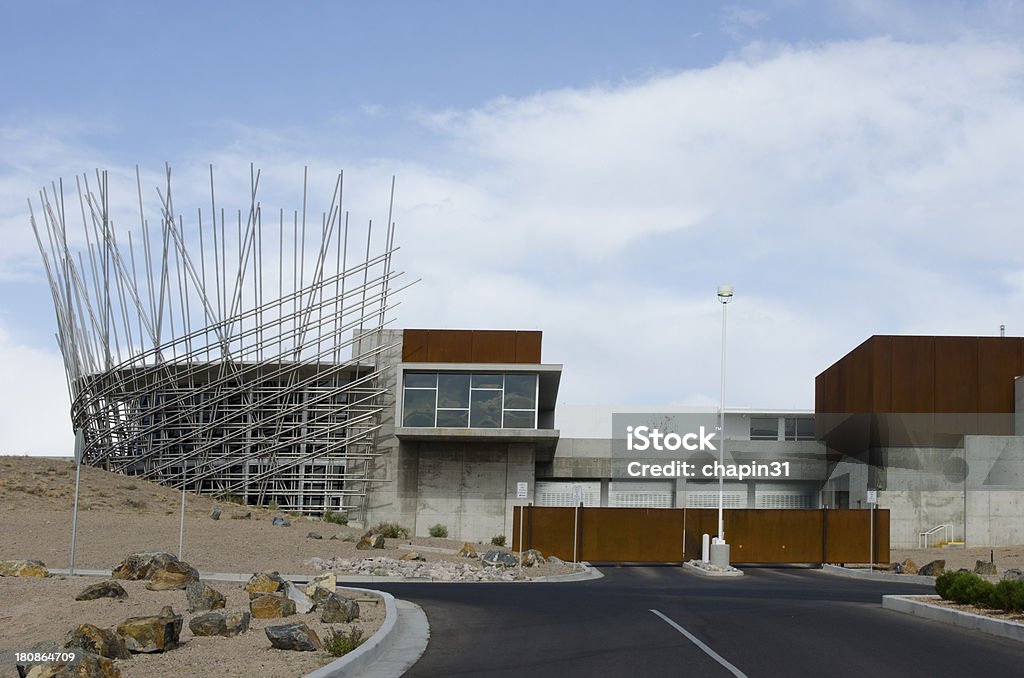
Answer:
[750, 416, 779, 441]
[402, 372, 538, 429]
[785, 417, 815, 441]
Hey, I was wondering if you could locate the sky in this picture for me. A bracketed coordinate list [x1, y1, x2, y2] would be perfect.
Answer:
[3, 1, 1024, 455]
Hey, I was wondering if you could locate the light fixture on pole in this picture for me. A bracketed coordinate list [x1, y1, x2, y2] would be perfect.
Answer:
[715, 285, 733, 556]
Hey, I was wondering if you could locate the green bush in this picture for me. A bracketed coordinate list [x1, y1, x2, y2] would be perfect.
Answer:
[324, 510, 349, 526]
[936, 570, 994, 606]
[428, 523, 448, 538]
[374, 522, 410, 539]
[989, 579, 1024, 612]
[490, 534, 506, 547]
[323, 627, 364, 657]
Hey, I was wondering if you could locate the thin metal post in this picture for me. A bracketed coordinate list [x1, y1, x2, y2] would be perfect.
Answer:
[718, 300, 728, 542]
[178, 476, 186, 559]
[869, 501, 874, 573]
[573, 503, 580, 572]
[518, 504, 525, 575]
[70, 461, 82, 576]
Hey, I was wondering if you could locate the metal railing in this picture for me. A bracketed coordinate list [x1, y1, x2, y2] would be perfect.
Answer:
[918, 523, 954, 549]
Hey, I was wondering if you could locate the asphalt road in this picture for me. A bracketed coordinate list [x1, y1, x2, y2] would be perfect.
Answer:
[373, 566, 1024, 678]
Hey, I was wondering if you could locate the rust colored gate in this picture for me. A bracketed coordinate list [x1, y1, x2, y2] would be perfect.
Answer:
[512, 507, 888, 564]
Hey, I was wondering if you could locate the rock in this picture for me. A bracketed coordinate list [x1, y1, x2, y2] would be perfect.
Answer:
[245, 571, 286, 594]
[974, 560, 998, 576]
[115, 606, 182, 653]
[305, 573, 336, 607]
[0, 559, 49, 577]
[482, 550, 519, 568]
[899, 558, 918, 575]
[356, 533, 385, 550]
[111, 552, 198, 590]
[265, 622, 322, 651]
[546, 555, 566, 565]
[283, 581, 315, 614]
[186, 580, 226, 612]
[189, 610, 250, 637]
[209, 507, 221, 520]
[1001, 567, 1024, 581]
[400, 551, 426, 561]
[272, 515, 291, 527]
[250, 594, 297, 619]
[64, 623, 130, 659]
[76, 581, 128, 601]
[320, 592, 360, 623]
[519, 549, 544, 567]
[307, 531, 322, 540]
[918, 559, 946, 577]
[456, 542, 478, 559]
[230, 511, 252, 520]
[24, 650, 122, 678]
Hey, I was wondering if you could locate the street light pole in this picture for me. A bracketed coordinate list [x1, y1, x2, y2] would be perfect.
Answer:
[717, 285, 733, 544]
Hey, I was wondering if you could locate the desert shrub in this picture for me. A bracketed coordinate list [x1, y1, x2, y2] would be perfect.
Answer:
[122, 498, 146, 510]
[222, 494, 245, 505]
[374, 522, 410, 539]
[490, 534, 506, 547]
[936, 570, 994, 606]
[428, 523, 448, 538]
[267, 501, 279, 511]
[324, 510, 349, 526]
[989, 579, 1024, 612]
[323, 627, 364, 657]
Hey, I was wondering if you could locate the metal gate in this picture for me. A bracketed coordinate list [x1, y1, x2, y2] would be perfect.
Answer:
[513, 507, 888, 564]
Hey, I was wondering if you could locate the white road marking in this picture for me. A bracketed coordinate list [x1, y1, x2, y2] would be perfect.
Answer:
[650, 609, 748, 678]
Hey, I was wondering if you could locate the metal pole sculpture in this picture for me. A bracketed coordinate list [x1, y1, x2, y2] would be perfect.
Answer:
[29, 164, 411, 527]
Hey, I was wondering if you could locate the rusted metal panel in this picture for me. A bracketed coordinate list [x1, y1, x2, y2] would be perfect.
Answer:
[978, 337, 1022, 413]
[514, 331, 543, 363]
[402, 329, 543, 364]
[578, 508, 685, 563]
[402, 329, 429, 362]
[823, 509, 889, 563]
[514, 506, 577, 561]
[871, 336, 892, 413]
[726, 509, 824, 564]
[935, 337, 978, 413]
[425, 329, 474, 362]
[470, 330, 517, 363]
[891, 336, 935, 413]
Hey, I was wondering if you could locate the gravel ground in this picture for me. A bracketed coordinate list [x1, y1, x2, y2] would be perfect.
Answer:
[0, 576, 383, 678]
[889, 545, 1024, 573]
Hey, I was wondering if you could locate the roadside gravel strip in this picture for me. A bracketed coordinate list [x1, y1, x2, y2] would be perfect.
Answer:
[883, 595, 1024, 643]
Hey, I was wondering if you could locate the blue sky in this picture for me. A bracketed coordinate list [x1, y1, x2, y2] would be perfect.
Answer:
[4, 1, 1024, 454]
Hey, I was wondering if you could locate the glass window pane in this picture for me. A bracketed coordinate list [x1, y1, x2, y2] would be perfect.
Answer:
[471, 374, 503, 389]
[405, 373, 436, 388]
[785, 417, 815, 441]
[436, 409, 469, 427]
[403, 389, 436, 427]
[750, 417, 778, 440]
[503, 374, 537, 409]
[470, 389, 501, 428]
[502, 410, 535, 429]
[437, 374, 470, 408]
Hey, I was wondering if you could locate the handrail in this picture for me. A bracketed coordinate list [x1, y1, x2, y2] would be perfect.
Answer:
[918, 524, 953, 549]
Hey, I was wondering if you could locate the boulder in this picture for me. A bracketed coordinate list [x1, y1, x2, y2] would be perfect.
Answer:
[899, 558, 918, 575]
[304, 573, 336, 605]
[283, 581, 315, 614]
[546, 555, 566, 566]
[245, 571, 286, 594]
[24, 650, 122, 678]
[189, 610, 251, 637]
[209, 507, 221, 520]
[250, 594, 297, 619]
[456, 542, 478, 559]
[918, 559, 946, 577]
[1001, 567, 1024, 581]
[265, 622, 322, 651]
[64, 623, 130, 660]
[111, 552, 198, 590]
[482, 550, 519, 568]
[356, 533, 385, 550]
[974, 560, 998, 576]
[307, 531, 322, 540]
[272, 515, 291, 527]
[76, 581, 128, 601]
[400, 551, 426, 562]
[186, 580, 226, 612]
[230, 511, 252, 520]
[115, 606, 182, 653]
[0, 559, 49, 577]
[320, 592, 360, 623]
[519, 549, 544, 567]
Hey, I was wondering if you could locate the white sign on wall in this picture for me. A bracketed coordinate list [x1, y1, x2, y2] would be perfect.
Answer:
[571, 484, 584, 504]
[516, 482, 529, 499]
[866, 489, 877, 505]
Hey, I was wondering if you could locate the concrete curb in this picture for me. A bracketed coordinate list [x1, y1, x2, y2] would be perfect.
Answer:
[681, 561, 744, 578]
[882, 595, 1024, 643]
[302, 587, 402, 678]
[821, 564, 936, 586]
[528, 562, 603, 582]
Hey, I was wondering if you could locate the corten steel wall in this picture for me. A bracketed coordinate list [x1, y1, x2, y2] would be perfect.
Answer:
[513, 507, 888, 564]
[815, 335, 1024, 449]
[402, 329, 542, 364]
